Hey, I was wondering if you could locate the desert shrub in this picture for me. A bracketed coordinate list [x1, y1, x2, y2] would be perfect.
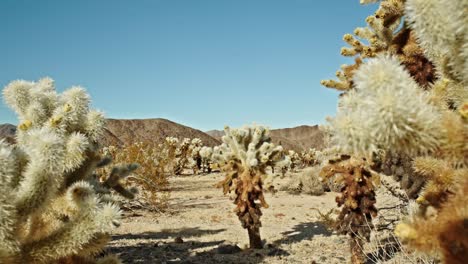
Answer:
[321, 0, 467, 263]
[0, 78, 136, 263]
[281, 167, 325, 195]
[102, 141, 173, 210]
[213, 125, 287, 249]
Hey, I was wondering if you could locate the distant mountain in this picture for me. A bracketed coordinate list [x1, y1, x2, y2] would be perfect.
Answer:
[205, 130, 224, 139]
[206, 125, 325, 152]
[1, 120, 325, 151]
[0, 119, 221, 147]
[103, 118, 221, 147]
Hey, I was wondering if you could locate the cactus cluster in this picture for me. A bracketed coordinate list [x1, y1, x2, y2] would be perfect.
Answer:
[321, 0, 467, 263]
[0, 78, 137, 263]
[213, 125, 286, 248]
[299, 148, 318, 168]
[173, 138, 205, 175]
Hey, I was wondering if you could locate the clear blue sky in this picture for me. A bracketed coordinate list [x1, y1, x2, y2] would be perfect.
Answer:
[0, 0, 376, 131]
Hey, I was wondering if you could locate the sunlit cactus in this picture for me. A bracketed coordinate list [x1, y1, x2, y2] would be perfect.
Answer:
[321, 0, 468, 263]
[189, 138, 203, 174]
[199, 146, 213, 173]
[321, 0, 438, 91]
[328, 55, 441, 157]
[300, 148, 318, 168]
[0, 78, 137, 263]
[213, 125, 286, 249]
[286, 150, 300, 171]
[173, 138, 191, 175]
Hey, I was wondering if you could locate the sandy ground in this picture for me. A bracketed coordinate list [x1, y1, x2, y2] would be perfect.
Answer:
[106, 171, 411, 264]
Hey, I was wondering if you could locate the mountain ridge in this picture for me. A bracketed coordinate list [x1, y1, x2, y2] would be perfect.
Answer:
[0, 119, 325, 151]
[206, 124, 325, 152]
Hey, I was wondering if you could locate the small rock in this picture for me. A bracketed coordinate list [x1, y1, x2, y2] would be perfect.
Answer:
[217, 244, 242, 254]
[174, 237, 184, 244]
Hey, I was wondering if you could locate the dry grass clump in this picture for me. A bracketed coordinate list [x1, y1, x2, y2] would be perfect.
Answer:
[280, 167, 325, 196]
[102, 141, 174, 210]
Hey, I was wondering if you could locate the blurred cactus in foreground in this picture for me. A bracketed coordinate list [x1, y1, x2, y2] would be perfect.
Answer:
[213, 125, 286, 249]
[321, 0, 467, 263]
[0, 78, 137, 263]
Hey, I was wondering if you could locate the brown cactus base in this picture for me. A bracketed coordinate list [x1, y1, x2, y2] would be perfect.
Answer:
[248, 226, 263, 249]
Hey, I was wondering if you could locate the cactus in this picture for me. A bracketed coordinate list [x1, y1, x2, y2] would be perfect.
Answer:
[278, 154, 292, 177]
[321, 0, 467, 262]
[173, 138, 191, 175]
[320, 155, 379, 264]
[199, 146, 213, 173]
[212, 125, 286, 249]
[300, 148, 318, 168]
[0, 78, 137, 263]
[286, 150, 300, 171]
[321, 0, 437, 91]
[189, 138, 203, 174]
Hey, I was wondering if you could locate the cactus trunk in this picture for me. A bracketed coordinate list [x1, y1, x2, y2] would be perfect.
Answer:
[350, 236, 365, 264]
[247, 226, 262, 249]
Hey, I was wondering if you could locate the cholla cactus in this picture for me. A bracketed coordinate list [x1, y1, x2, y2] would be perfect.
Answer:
[213, 125, 285, 249]
[320, 155, 379, 264]
[287, 150, 300, 171]
[278, 154, 292, 177]
[189, 138, 203, 174]
[321, 0, 437, 91]
[300, 148, 318, 168]
[328, 55, 441, 157]
[0, 78, 137, 263]
[173, 138, 191, 175]
[199, 146, 213, 173]
[322, 0, 468, 262]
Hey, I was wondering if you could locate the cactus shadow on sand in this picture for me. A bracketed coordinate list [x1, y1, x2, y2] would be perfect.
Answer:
[276, 221, 332, 245]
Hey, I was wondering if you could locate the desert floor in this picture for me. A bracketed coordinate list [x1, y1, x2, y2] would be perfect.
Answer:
[107, 171, 409, 264]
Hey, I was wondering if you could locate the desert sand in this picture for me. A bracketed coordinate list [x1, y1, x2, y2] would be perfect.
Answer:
[106, 171, 409, 264]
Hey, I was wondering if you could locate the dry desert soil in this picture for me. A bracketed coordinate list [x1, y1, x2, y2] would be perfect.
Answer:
[106, 171, 412, 264]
